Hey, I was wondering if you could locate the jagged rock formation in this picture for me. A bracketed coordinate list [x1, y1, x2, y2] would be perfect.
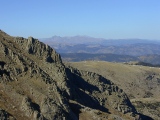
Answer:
[66, 61, 160, 119]
[0, 30, 152, 120]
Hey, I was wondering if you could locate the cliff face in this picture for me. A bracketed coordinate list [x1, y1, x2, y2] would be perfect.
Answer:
[0, 30, 151, 120]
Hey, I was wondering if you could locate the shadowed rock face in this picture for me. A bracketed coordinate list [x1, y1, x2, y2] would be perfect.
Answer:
[0, 30, 152, 120]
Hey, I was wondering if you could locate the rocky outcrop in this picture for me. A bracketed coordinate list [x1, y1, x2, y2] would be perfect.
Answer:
[0, 108, 15, 120]
[0, 108, 9, 120]
[66, 67, 140, 119]
[20, 96, 44, 120]
[0, 31, 75, 120]
[13, 36, 62, 63]
[0, 30, 152, 120]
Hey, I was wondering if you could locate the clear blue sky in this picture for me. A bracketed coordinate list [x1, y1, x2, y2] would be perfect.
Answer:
[1, 0, 160, 39]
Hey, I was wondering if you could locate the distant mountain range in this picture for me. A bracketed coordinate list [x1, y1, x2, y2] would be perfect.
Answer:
[40, 36, 160, 64]
[40, 36, 160, 47]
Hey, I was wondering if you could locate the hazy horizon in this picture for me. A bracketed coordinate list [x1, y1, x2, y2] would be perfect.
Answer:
[1, 0, 160, 40]
[40, 35, 160, 41]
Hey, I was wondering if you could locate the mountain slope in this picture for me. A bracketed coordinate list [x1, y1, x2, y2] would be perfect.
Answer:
[0, 30, 151, 120]
[66, 61, 160, 119]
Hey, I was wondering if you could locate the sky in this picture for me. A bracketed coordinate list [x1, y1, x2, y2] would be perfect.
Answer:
[1, 0, 160, 40]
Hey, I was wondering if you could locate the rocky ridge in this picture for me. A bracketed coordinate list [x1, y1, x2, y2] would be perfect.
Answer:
[66, 61, 160, 119]
[0, 30, 151, 119]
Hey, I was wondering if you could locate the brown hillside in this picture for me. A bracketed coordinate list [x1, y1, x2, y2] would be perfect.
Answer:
[0, 30, 151, 120]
